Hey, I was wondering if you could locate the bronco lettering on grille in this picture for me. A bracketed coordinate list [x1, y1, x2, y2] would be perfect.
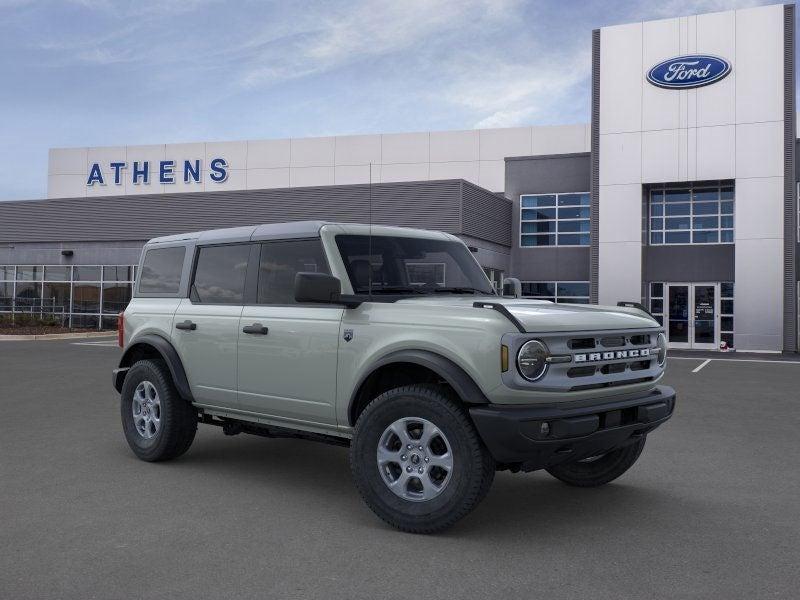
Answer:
[574, 348, 650, 363]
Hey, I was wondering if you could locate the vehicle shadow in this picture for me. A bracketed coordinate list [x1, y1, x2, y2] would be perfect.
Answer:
[163, 431, 685, 539]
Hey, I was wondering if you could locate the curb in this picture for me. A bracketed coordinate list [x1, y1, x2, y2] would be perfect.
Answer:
[0, 331, 116, 342]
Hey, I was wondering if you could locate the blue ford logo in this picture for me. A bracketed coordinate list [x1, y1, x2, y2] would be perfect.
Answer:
[647, 55, 731, 89]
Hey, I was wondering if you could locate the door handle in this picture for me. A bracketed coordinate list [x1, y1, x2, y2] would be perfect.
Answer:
[242, 323, 269, 335]
[175, 320, 197, 331]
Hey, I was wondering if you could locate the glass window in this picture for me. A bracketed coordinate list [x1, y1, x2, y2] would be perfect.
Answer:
[14, 282, 41, 309]
[42, 282, 71, 314]
[0, 266, 15, 280]
[101, 316, 119, 330]
[44, 266, 71, 281]
[557, 282, 590, 297]
[520, 192, 590, 247]
[73, 266, 101, 281]
[16, 266, 41, 281]
[103, 266, 134, 282]
[73, 283, 101, 313]
[521, 282, 555, 297]
[334, 235, 493, 297]
[71, 314, 99, 329]
[0, 281, 13, 310]
[259, 239, 331, 304]
[139, 247, 186, 295]
[521, 281, 590, 303]
[102, 283, 133, 314]
[721, 282, 734, 298]
[191, 244, 250, 304]
[649, 184, 734, 245]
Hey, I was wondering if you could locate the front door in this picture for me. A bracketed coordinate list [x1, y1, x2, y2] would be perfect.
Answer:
[236, 239, 343, 427]
[665, 283, 718, 350]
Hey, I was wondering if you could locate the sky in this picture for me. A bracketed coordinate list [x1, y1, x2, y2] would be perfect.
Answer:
[0, 0, 782, 200]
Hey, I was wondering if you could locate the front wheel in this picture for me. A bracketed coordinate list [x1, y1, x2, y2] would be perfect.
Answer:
[545, 436, 646, 487]
[350, 385, 494, 534]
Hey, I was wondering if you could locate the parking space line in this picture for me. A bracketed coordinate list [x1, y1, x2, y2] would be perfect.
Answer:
[692, 359, 711, 373]
[670, 356, 800, 365]
[72, 340, 118, 347]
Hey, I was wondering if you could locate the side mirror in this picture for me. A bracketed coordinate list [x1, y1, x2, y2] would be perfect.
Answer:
[502, 277, 521, 298]
[295, 272, 342, 304]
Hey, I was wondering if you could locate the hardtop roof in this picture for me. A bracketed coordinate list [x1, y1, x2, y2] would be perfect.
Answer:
[145, 221, 453, 246]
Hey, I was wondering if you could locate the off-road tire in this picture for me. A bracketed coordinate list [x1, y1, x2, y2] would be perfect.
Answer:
[545, 436, 646, 487]
[120, 359, 197, 462]
[350, 384, 494, 534]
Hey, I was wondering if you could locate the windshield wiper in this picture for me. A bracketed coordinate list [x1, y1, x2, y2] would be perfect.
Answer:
[431, 287, 488, 295]
[354, 286, 426, 295]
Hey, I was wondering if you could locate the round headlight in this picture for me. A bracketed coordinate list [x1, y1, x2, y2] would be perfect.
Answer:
[517, 340, 549, 381]
[656, 332, 668, 366]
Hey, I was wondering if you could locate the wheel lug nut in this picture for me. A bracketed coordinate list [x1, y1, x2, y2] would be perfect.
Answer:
[424, 456, 430, 463]
[418, 467, 424, 474]
[418, 445, 423, 451]
[406, 466, 413, 473]
[401, 455, 407, 461]
[407, 444, 413, 450]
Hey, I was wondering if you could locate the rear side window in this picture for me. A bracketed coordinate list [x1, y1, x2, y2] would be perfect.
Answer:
[191, 244, 251, 304]
[139, 247, 186, 294]
[258, 240, 329, 304]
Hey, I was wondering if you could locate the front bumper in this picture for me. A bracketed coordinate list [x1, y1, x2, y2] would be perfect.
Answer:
[469, 385, 676, 472]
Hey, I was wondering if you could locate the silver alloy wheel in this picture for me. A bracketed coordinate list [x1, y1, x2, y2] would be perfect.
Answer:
[132, 380, 161, 440]
[377, 417, 454, 502]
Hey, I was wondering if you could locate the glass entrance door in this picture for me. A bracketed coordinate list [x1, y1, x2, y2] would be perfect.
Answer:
[692, 285, 717, 349]
[665, 283, 719, 349]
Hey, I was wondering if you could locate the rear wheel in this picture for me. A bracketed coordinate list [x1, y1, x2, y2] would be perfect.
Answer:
[120, 359, 197, 462]
[350, 385, 494, 534]
[545, 437, 646, 487]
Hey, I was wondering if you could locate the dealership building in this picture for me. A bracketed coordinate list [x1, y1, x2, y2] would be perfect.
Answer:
[1, 2, 798, 353]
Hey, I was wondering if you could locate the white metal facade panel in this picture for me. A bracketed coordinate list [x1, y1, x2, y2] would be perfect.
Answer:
[597, 3, 786, 350]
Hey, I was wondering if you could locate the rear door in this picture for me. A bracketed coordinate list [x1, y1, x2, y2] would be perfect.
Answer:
[237, 239, 343, 426]
[171, 243, 252, 409]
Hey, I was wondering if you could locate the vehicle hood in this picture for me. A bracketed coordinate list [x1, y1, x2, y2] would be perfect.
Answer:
[395, 296, 659, 333]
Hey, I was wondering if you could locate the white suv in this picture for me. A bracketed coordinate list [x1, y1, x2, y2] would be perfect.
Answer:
[113, 221, 675, 533]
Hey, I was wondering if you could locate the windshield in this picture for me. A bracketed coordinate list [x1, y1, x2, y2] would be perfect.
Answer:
[335, 234, 495, 296]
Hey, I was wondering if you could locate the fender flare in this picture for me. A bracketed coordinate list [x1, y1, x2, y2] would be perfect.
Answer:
[348, 349, 489, 425]
[115, 334, 193, 401]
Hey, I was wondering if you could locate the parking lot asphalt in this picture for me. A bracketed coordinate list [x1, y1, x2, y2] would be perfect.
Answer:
[1, 339, 799, 600]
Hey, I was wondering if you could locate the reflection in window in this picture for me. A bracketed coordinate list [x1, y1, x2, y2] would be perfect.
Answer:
[191, 244, 250, 304]
[139, 247, 185, 294]
[649, 184, 734, 245]
[0, 263, 138, 329]
[521, 281, 590, 303]
[520, 193, 590, 247]
[73, 283, 101, 313]
[258, 240, 330, 304]
[102, 283, 133, 314]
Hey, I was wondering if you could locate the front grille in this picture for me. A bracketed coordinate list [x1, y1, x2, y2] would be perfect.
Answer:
[504, 327, 663, 392]
[599, 336, 626, 348]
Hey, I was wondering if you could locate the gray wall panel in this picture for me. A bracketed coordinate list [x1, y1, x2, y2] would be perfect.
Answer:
[643, 245, 735, 283]
[461, 182, 512, 247]
[512, 247, 590, 281]
[0, 180, 508, 245]
[784, 4, 797, 351]
[590, 28, 601, 303]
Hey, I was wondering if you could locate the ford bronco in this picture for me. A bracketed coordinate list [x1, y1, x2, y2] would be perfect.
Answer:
[113, 221, 675, 533]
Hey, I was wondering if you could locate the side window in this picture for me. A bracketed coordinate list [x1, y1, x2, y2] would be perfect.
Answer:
[139, 247, 186, 294]
[258, 240, 329, 304]
[191, 244, 251, 304]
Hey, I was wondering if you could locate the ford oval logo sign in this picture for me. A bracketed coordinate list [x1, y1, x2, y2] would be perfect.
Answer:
[647, 55, 731, 89]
